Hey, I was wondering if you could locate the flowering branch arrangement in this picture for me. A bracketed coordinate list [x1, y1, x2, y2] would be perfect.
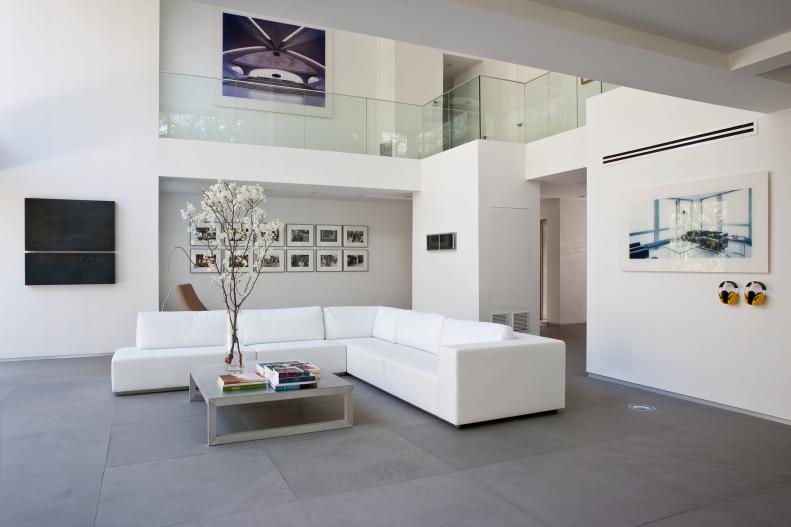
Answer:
[181, 179, 283, 371]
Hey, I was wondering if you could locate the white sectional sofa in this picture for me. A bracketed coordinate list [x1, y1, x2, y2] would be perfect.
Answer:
[112, 306, 565, 426]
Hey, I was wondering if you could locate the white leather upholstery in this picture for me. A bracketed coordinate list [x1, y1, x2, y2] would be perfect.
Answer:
[239, 306, 324, 345]
[111, 345, 256, 393]
[384, 347, 438, 414]
[322, 306, 379, 340]
[113, 306, 566, 426]
[437, 337, 566, 425]
[441, 318, 513, 346]
[396, 310, 445, 354]
[246, 339, 347, 374]
[372, 307, 402, 343]
[342, 337, 412, 389]
[136, 311, 227, 350]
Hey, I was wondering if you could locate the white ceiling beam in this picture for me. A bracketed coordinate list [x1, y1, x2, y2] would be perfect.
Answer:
[730, 31, 791, 76]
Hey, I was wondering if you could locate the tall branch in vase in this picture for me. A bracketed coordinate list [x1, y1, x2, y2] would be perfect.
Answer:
[181, 179, 282, 372]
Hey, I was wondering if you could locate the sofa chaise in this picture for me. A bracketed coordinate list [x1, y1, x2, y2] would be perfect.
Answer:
[112, 306, 565, 426]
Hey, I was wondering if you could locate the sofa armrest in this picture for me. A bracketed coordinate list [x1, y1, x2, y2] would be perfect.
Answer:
[437, 337, 565, 425]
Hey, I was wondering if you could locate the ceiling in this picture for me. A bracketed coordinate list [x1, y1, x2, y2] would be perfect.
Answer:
[159, 178, 413, 202]
[442, 53, 481, 80]
[536, 168, 587, 199]
[532, 0, 791, 53]
[197, 0, 791, 112]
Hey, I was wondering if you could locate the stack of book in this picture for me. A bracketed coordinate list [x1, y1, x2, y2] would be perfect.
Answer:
[217, 372, 268, 392]
[256, 360, 322, 391]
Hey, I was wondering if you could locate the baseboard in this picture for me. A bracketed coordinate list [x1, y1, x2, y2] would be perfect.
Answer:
[0, 352, 113, 362]
[588, 372, 791, 427]
[541, 322, 587, 327]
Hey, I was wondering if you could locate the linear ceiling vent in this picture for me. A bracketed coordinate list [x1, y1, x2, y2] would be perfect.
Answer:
[602, 122, 756, 165]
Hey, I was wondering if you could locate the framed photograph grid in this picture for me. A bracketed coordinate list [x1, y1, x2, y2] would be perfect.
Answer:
[190, 224, 368, 273]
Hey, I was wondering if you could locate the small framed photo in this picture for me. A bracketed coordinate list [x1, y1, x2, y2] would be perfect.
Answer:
[190, 249, 217, 273]
[287, 250, 314, 272]
[257, 223, 284, 247]
[343, 250, 368, 272]
[225, 251, 252, 273]
[316, 225, 342, 247]
[258, 249, 284, 273]
[190, 222, 218, 246]
[287, 224, 314, 247]
[228, 223, 253, 245]
[316, 249, 342, 272]
[343, 225, 368, 247]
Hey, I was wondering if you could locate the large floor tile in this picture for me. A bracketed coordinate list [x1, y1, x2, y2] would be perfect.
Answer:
[0, 360, 39, 388]
[391, 419, 569, 469]
[164, 501, 315, 527]
[646, 481, 791, 527]
[113, 389, 205, 424]
[470, 446, 707, 527]
[263, 425, 453, 499]
[517, 403, 669, 446]
[0, 468, 103, 527]
[107, 414, 211, 467]
[301, 471, 543, 527]
[27, 355, 112, 383]
[2, 377, 113, 408]
[96, 448, 295, 527]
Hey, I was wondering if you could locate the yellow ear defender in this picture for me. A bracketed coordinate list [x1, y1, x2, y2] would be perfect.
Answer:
[744, 281, 767, 305]
[717, 281, 739, 305]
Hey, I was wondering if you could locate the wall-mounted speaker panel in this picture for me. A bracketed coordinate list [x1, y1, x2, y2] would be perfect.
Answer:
[25, 253, 115, 285]
[25, 198, 115, 251]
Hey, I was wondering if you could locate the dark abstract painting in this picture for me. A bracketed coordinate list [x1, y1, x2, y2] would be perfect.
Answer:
[222, 13, 326, 106]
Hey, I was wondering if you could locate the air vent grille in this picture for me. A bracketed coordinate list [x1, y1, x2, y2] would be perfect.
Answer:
[492, 312, 510, 326]
[603, 122, 756, 165]
[512, 311, 530, 333]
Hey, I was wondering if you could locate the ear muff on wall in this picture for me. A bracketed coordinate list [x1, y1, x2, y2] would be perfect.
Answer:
[745, 281, 767, 305]
[717, 281, 739, 305]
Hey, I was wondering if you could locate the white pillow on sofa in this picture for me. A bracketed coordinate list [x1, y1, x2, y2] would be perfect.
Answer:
[323, 306, 379, 339]
[372, 307, 402, 343]
[441, 318, 513, 346]
[396, 310, 445, 354]
[240, 306, 324, 345]
[136, 311, 227, 350]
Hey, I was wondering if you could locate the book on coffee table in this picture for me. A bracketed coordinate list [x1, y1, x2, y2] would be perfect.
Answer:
[217, 373, 267, 392]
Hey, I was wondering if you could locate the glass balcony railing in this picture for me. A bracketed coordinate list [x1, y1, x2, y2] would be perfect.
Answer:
[159, 71, 615, 159]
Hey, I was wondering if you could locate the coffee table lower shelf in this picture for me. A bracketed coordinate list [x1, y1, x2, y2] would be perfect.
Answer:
[189, 367, 353, 446]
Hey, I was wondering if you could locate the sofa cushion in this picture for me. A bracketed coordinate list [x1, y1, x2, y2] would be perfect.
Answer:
[245, 339, 347, 374]
[384, 347, 438, 414]
[441, 319, 513, 346]
[111, 345, 256, 393]
[136, 311, 227, 350]
[342, 337, 413, 389]
[372, 307, 402, 343]
[396, 310, 445, 354]
[323, 306, 379, 340]
[239, 306, 324, 345]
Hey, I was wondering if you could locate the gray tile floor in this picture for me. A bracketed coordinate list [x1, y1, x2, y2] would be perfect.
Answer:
[1, 326, 790, 526]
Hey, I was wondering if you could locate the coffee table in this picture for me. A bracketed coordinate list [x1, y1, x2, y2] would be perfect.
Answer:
[189, 365, 353, 445]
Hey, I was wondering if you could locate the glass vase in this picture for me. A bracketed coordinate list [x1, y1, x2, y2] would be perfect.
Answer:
[225, 320, 244, 374]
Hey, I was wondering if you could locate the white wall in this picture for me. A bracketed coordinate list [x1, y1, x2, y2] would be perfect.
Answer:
[454, 59, 545, 87]
[558, 198, 586, 324]
[540, 199, 560, 322]
[0, 0, 160, 359]
[412, 142, 480, 320]
[159, 192, 412, 311]
[540, 198, 586, 325]
[160, 0, 443, 104]
[525, 126, 587, 180]
[477, 141, 541, 333]
[587, 87, 791, 421]
[413, 140, 541, 330]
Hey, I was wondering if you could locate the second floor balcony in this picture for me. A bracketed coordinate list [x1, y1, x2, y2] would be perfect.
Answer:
[159, 71, 616, 159]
